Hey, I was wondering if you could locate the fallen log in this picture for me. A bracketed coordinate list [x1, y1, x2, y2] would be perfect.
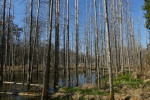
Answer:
[3, 81, 43, 87]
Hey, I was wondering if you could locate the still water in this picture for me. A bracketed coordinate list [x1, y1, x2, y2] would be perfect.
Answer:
[0, 70, 96, 100]
[0, 94, 41, 100]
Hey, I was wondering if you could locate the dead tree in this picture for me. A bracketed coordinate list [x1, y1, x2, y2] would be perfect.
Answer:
[66, 0, 70, 87]
[6, 0, 11, 73]
[94, 0, 100, 88]
[27, 0, 33, 90]
[34, 0, 40, 82]
[118, 0, 124, 73]
[54, 0, 60, 91]
[75, 0, 79, 86]
[103, 0, 114, 99]
[41, 0, 53, 99]
[63, 0, 66, 76]
[0, 0, 6, 85]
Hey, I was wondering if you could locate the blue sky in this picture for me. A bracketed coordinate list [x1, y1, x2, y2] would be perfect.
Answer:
[129, 0, 147, 47]
[13, 0, 147, 48]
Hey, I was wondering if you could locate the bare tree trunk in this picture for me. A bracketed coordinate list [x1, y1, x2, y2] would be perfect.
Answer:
[119, 0, 124, 73]
[89, 0, 92, 82]
[54, 0, 60, 92]
[75, 0, 79, 87]
[66, 0, 70, 87]
[6, 0, 12, 81]
[41, 0, 53, 98]
[23, 0, 28, 85]
[0, 0, 6, 85]
[140, 51, 142, 71]
[131, 20, 135, 71]
[63, 1, 66, 76]
[6, 0, 11, 73]
[27, 0, 33, 90]
[35, 0, 40, 83]
[103, 0, 114, 99]
[94, 0, 100, 88]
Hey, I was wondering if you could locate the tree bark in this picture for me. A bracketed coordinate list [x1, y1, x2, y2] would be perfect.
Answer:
[54, 0, 60, 92]
[35, 0, 40, 82]
[119, 0, 124, 73]
[94, 0, 100, 88]
[75, 0, 79, 87]
[27, 0, 33, 90]
[0, 0, 6, 85]
[66, 0, 70, 87]
[103, 0, 114, 99]
[41, 0, 53, 99]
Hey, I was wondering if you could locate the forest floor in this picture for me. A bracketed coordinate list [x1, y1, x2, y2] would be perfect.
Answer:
[50, 70, 150, 100]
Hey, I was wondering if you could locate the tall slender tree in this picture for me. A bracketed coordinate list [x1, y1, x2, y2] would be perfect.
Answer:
[34, 0, 40, 82]
[42, 0, 53, 98]
[54, 0, 60, 91]
[0, 0, 6, 85]
[63, 0, 66, 76]
[103, 0, 114, 99]
[27, 0, 33, 90]
[6, 0, 11, 72]
[66, 0, 70, 87]
[94, 0, 100, 87]
[75, 0, 79, 86]
[119, 0, 124, 73]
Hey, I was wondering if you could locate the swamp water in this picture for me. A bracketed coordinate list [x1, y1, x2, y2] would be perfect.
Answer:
[0, 70, 96, 100]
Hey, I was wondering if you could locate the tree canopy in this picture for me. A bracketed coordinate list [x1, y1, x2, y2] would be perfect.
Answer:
[143, 0, 150, 30]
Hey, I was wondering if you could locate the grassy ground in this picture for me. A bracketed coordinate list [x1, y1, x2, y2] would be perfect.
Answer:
[62, 87, 106, 95]
[56, 72, 150, 99]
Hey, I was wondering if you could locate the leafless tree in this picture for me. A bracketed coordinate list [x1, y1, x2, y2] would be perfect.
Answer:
[103, 0, 114, 99]
[54, 0, 60, 91]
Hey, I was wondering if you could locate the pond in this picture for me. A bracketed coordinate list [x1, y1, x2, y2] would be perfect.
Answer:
[0, 94, 41, 100]
[0, 70, 96, 100]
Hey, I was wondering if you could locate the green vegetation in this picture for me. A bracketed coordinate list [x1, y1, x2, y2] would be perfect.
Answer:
[113, 74, 144, 88]
[61, 74, 145, 98]
[143, 0, 150, 30]
[143, 0, 150, 48]
[101, 73, 144, 89]
[62, 87, 107, 95]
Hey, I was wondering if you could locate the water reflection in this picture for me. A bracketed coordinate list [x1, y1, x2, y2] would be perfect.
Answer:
[1, 70, 96, 100]
[3, 70, 96, 88]
[0, 94, 41, 100]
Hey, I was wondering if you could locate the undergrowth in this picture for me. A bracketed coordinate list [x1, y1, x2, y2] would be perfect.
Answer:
[62, 87, 107, 95]
[113, 73, 144, 88]
[101, 73, 144, 89]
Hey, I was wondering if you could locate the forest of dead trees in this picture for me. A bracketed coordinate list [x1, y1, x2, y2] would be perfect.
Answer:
[0, 0, 150, 100]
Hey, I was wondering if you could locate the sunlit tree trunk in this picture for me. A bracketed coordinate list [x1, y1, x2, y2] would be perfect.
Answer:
[118, 0, 124, 73]
[94, 0, 100, 88]
[131, 20, 135, 71]
[103, 0, 114, 99]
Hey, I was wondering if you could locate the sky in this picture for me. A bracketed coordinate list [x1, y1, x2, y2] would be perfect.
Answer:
[129, 0, 147, 47]
[12, 0, 148, 48]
